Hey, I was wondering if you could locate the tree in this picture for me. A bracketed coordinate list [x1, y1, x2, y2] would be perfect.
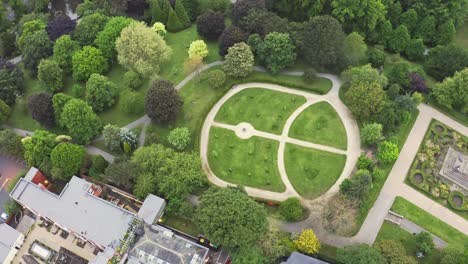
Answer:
[331, 0, 386, 35]
[340, 170, 372, 200]
[50, 143, 86, 180]
[197, 0, 230, 15]
[79, 0, 128, 16]
[232, 0, 266, 25]
[167, 127, 191, 150]
[388, 25, 410, 54]
[377, 141, 399, 164]
[52, 93, 74, 127]
[133, 172, 157, 200]
[0, 100, 10, 124]
[432, 68, 468, 113]
[0, 129, 24, 157]
[387, 61, 411, 88]
[240, 10, 289, 37]
[174, 0, 190, 28]
[17, 20, 46, 51]
[218, 26, 248, 57]
[259, 232, 291, 262]
[38, 59, 63, 93]
[103, 124, 121, 152]
[53, 35, 80, 73]
[415, 16, 435, 43]
[119, 90, 144, 115]
[232, 247, 268, 264]
[409, 73, 428, 93]
[302, 16, 345, 68]
[95, 16, 134, 61]
[88, 155, 109, 179]
[46, 15, 76, 41]
[205, 70, 226, 88]
[436, 19, 456, 46]
[195, 187, 267, 250]
[123, 70, 142, 90]
[400, 9, 418, 34]
[145, 79, 182, 123]
[368, 19, 392, 46]
[105, 160, 136, 190]
[148, 0, 170, 24]
[188, 40, 208, 59]
[116, 21, 172, 78]
[223, 42, 254, 78]
[22, 30, 52, 75]
[0, 4, 11, 33]
[196, 11, 225, 41]
[120, 128, 138, 152]
[272, 0, 320, 22]
[441, 245, 468, 264]
[3, 200, 21, 216]
[60, 99, 102, 144]
[337, 244, 385, 264]
[415, 232, 434, 255]
[424, 44, 468, 81]
[257, 32, 296, 73]
[152, 22, 167, 37]
[85, 74, 118, 112]
[279, 198, 303, 221]
[360, 123, 383, 145]
[73, 12, 109, 46]
[22, 130, 57, 173]
[343, 32, 368, 67]
[72, 46, 108, 81]
[405, 38, 425, 61]
[367, 48, 386, 68]
[27, 93, 55, 127]
[344, 81, 386, 121]
[375, 240, 417, 264]
[166, 8, 183, 32]
[294, 229, 320, 254]
[0, 61, 24, 106]
[0, 32, 17, 57]
[184, 56, 204, 81]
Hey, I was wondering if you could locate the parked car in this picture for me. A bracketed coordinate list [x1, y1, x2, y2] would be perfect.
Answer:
[0, 211, 9, 222]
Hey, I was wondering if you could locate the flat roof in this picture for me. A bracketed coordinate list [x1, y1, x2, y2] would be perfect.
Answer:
[0, 224, 22, 262]
[129, 225, 209, 264]
[282, 252, 328, 264]
[137, 194, 165, 225]
[10, 175, 135, 248]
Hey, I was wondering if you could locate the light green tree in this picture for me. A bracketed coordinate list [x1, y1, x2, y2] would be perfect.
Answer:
[223, 42, 254, 78]
[188, 40, 208, 59]
[38, 59, 63, 93]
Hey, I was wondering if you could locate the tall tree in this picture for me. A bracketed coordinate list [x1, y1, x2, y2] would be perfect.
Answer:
[196, 11, 225, 41]
[195, 187, 267, 250]
[85, 74, 118, 112]
[53, 35, 80, 73]
[400, 9, 418, 35]
[343, 32, 368, 67]
[331, 0, 386, 35]
[257, 32, 296, 73]
[166, 8, 184, 32]
[22, 30, 52, 75]
[432, 68, 468, 114]
[95, 17, 134, 61]
[145, 79, 182, 123]
[345, 81, 386, 121]
[46, 15, 76, 41]
[27, 92, 55, 127]
[388, 25, 410, 53]
[302, 15, 345, 68]
[73, 12, 109, 46]
[415, 16, 435, 44]
[60, 99, 102, 144]
[424, 44, 468, 81]
[72, 46, 108, 81]
[38, 59, 63, 93]
[22, 130, 57, 174]
[436, 19, 456, 46]
[232, 0, 266, 25]
[50, 142, 86, 180]
[116, 21, 172, 78]
[223, 42, 254, 77]
[218, 26, 248, 57]
[174, 0, 191, 28]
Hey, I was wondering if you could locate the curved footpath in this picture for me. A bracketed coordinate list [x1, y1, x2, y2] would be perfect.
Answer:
[6, 60, 467, 248]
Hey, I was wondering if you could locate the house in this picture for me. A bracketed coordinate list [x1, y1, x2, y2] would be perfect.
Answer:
[282, 252, 329, 264]
[0, 223, 24, 264]
[9, 167, 166, 251]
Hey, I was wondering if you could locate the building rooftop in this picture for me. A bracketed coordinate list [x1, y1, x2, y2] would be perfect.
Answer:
[0, 223, 22, 263]
[281, 252, 329, 264]
[137, 194, 166, 225]
[128, 225, 209, 264]
[10, 175, 135, 248]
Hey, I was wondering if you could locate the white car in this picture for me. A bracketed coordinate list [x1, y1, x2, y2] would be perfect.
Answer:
[0, 212, 9, 222]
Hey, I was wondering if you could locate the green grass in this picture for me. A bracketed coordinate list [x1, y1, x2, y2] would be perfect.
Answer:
[215, 88, 306, 134]
[207, 127, 285, 192]
[375, 222, 441, 264]
[356, 110, 419, 230]
[391, 196, 468, 247]
[285, 144, 346, 199]
[289, 101, 347, 150]
[455, 21, 468, 50]
[163, 216, 200, 237]
[317, 244, 339, 264]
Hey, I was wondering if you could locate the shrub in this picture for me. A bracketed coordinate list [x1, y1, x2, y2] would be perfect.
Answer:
[50, 142, 86, 180]
[360, 123, 383, 145]
[38, 59, 63, 93]
[257, 32, 296, 73]
[218, 26, 248, 57]
[0, 100, 11, 124]
[223, 42, 254, 78]
[205, 70, 226, 88]
[6, 171, 26, 193]
[415, 232, 435, 254]
[120, 128, 138, 152]
[167, 127, 191, 150]
[71, 84, 84, 98]
[103, 124, 121, 152]
[3, 200, 21, 216]
[88, 155, 109, 179]
[85, 74, 118, 112]
[377, 141, 399, 164]
[123, 70, 142, 90]
[72, 46, 108, 81]
[119, 90, 145, 115]
[367, 48, 386, 67]
[278, 198, 303, 222]
[145, 79, 182, 124]
[293, 229, 320, 255]
[303, 68, 318, 81]
[405, 38, 425, 61]
[357, 155, 374, 171]
[188, 40, 208, 59]
[196, 11, 225, 41]
[152, 22, 167, 37]
[27, 93, 55, 128]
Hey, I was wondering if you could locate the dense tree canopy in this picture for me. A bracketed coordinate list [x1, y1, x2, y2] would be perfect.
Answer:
[52, 93, 74, 127]
[46, 15, 76, 41]
[345, 81, 386, 121]
[257, 32, 296, 73]
[240, 10, 289, 37]
[343, 32, 368, 67]
[432, 68, 468, 114]
[145, 79, 182, 123]
[22, 30, 52, 75]
[27, 92, 55, 128]
[0, 100, 10, 125]
[337, 244, 385, 264]
[0, 61, 24, 106]
[375, 240, 417, 264]
[38, 59, 63, 93]
[232, 0, 266, 25]
[50, 143, 86, 180]
[331, 0, 387, 35]
[223, 42, 254, 77]
[73, 12, 109, 46]
[52, 35, 80, 73]
[60, 99, 102, 144]
[196, 11, 225, 41]
[116, 21, 172, 78]
[424, 45, 468, 81]
[85, 74, 118, 112]
[95, 16, 134, 61]
[218, 26, 248, 57]
[22, 130, 57, 174]
[0, 129, 24, 158]
[72, 46, 109, 81]
[105, 160, 136, 190]
[195, 187, 267, 250]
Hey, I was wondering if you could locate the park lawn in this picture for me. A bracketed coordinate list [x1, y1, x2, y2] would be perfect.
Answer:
[375, 222, 441, 264]
[391, 196, 468, 247]
[207, 127, 285, 192]
[285, 144, 346, 199]
[355, 110, 419, 230]
[289, 101, 347, 150]
[215, 88, 307, 134]
[163, 216, 201, 237]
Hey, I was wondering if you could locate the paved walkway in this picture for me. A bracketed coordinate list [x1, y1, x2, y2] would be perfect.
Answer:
[199, 79, 361, 201]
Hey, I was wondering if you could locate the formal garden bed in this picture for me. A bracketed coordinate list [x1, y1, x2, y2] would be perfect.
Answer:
[207, 127, 285, 192]
[285, 144, 346, 199]
[288, 101, 347, 150]
[406, 120, 468, 218]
